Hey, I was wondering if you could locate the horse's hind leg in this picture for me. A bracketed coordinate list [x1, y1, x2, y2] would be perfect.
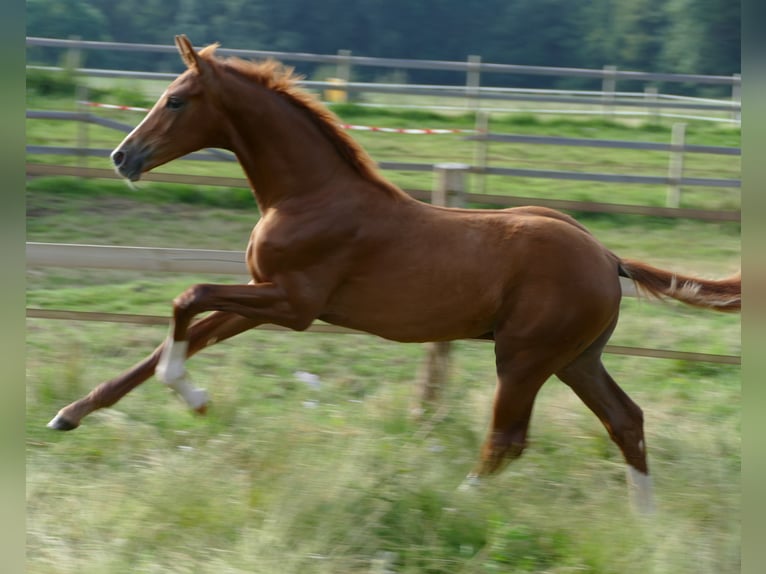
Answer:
[467, 345, 559, 481]
[47, 311, 259, 430]
[556, 339, 654, 514]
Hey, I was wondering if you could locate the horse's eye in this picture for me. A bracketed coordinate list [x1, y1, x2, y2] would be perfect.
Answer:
[166, 96, 184, 110]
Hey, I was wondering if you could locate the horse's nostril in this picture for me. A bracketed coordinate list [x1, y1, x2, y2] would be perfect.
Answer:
[111, 150, 125, 167]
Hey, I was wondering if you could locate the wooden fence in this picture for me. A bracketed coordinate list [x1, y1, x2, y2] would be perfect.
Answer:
[26, 36, 741, 123]
[24, 240, 740, 367]
[26, 108, 741, 222]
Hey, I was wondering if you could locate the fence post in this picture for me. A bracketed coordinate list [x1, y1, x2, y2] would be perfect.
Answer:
[76, 84, 90, 172]
[731, 73, 741, 123]
[336, 49, 352, 101]
[466, 55, 481, 111]
[602, 65, 617, 117]
[473, 111, 490, 195]
[643, 86, 659, 125]
[666, 122, 686, 208]
[415, 163, 469, 415]
[63, 36, 81, 72]
[66, 36, 89, 172]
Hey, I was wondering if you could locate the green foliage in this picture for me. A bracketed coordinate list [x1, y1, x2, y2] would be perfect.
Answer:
[661, 0, 741, 80]
[26, 68, 79, 97]
[27, 0, 108, 42]
[25, 0, 740, 92]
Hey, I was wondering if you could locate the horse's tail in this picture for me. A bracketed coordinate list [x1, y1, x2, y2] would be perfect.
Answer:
[618, 259, 741, 312]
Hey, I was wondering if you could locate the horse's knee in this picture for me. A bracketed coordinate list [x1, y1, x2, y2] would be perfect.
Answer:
[173, 284, 211, 315]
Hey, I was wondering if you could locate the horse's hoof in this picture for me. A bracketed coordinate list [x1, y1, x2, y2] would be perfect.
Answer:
[194, 403, 208, 415]
[457, 474, 482, 492]
[47, 414, 79, 431]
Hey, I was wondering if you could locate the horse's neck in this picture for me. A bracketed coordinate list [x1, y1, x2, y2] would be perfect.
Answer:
[222, 82, 347, 210]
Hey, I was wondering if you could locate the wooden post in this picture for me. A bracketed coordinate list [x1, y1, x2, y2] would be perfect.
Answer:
[64, 36, 82, 72]
[67, 36, 89, 172]
[666, 122, 686, 208]
[336, 49, 352, 102]
[731, 74, 741, 123]
[473, 111, 490, 195]
[415, 163, 468, 414]
[644, 86, 659, 125]
[602, 65, 617, 117]
[431, 162, 468, 207]
[76, 83, 89, 172]
[466, 55, 481, 111]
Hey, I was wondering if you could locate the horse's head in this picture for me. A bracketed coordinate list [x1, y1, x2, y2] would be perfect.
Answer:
[111, 35, 226, 181]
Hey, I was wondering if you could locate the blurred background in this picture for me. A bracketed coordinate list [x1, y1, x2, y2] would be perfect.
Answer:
[26, 0, 740, 94]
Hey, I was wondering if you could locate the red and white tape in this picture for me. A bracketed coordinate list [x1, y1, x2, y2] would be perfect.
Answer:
[80, 101, 151, 113]
[80, 101, 475, 135]
[338, 124, 472, 135]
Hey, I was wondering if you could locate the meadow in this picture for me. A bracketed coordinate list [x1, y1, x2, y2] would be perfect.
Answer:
[26, 78, 740, 573]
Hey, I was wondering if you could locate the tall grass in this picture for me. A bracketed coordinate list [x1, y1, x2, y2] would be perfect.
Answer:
[27, 321, 740, 573]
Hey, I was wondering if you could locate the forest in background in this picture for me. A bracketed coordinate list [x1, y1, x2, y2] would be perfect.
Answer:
[27, 0, 740, 94]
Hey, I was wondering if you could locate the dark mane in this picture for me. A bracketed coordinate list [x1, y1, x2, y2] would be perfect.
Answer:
[198, 45, 404, 198]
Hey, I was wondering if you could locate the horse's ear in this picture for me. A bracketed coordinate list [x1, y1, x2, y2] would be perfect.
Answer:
[175, 35, 204, 74]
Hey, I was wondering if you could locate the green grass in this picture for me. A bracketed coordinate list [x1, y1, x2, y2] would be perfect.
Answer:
[26, 188, 740, 574]
[26, 322, 740, 573]
[26, 88, 740, 572]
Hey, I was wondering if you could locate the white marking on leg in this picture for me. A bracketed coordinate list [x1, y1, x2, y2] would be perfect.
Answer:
[166, 375, 209, 411]
[156, 338, 188, 384]
[457, 473, 482, 492]
[156, 338, 208, 411]
[626, 465, 655, 514]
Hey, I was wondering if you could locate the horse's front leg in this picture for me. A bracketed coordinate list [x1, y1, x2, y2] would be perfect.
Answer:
[156, 281, 321, 411]
[47, 311, 260, 430]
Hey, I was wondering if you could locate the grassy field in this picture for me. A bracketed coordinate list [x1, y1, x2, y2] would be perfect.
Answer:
[26, 80, 740, 573]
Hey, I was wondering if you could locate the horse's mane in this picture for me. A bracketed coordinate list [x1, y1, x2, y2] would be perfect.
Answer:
[198, 45, 404, 198]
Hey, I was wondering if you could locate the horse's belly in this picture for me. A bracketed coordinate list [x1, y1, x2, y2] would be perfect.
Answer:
[319, 278, 501, 343]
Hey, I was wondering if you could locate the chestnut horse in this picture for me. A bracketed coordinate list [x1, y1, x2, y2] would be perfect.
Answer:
[47, 36, 740, 513]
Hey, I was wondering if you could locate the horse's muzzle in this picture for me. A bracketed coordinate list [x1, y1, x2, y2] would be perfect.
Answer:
[110, 146, 145, 182]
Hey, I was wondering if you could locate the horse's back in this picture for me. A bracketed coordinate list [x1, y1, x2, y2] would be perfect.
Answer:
[502, 205, 593, 235]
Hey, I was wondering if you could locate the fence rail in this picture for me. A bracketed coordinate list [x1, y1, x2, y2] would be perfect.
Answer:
[26, 65, 740, 121]
[25, 142, 741, 189]
[25, 162, 740, 223]
[26, 106, 742, 222]
[26, 36, 741, 86]
[25, 242, 740, 366]
[26, 36, 740, 123]
[466, 133, 741, 156]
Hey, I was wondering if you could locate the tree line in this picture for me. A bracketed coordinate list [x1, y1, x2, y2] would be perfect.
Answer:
[27, 0, 739, 95]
